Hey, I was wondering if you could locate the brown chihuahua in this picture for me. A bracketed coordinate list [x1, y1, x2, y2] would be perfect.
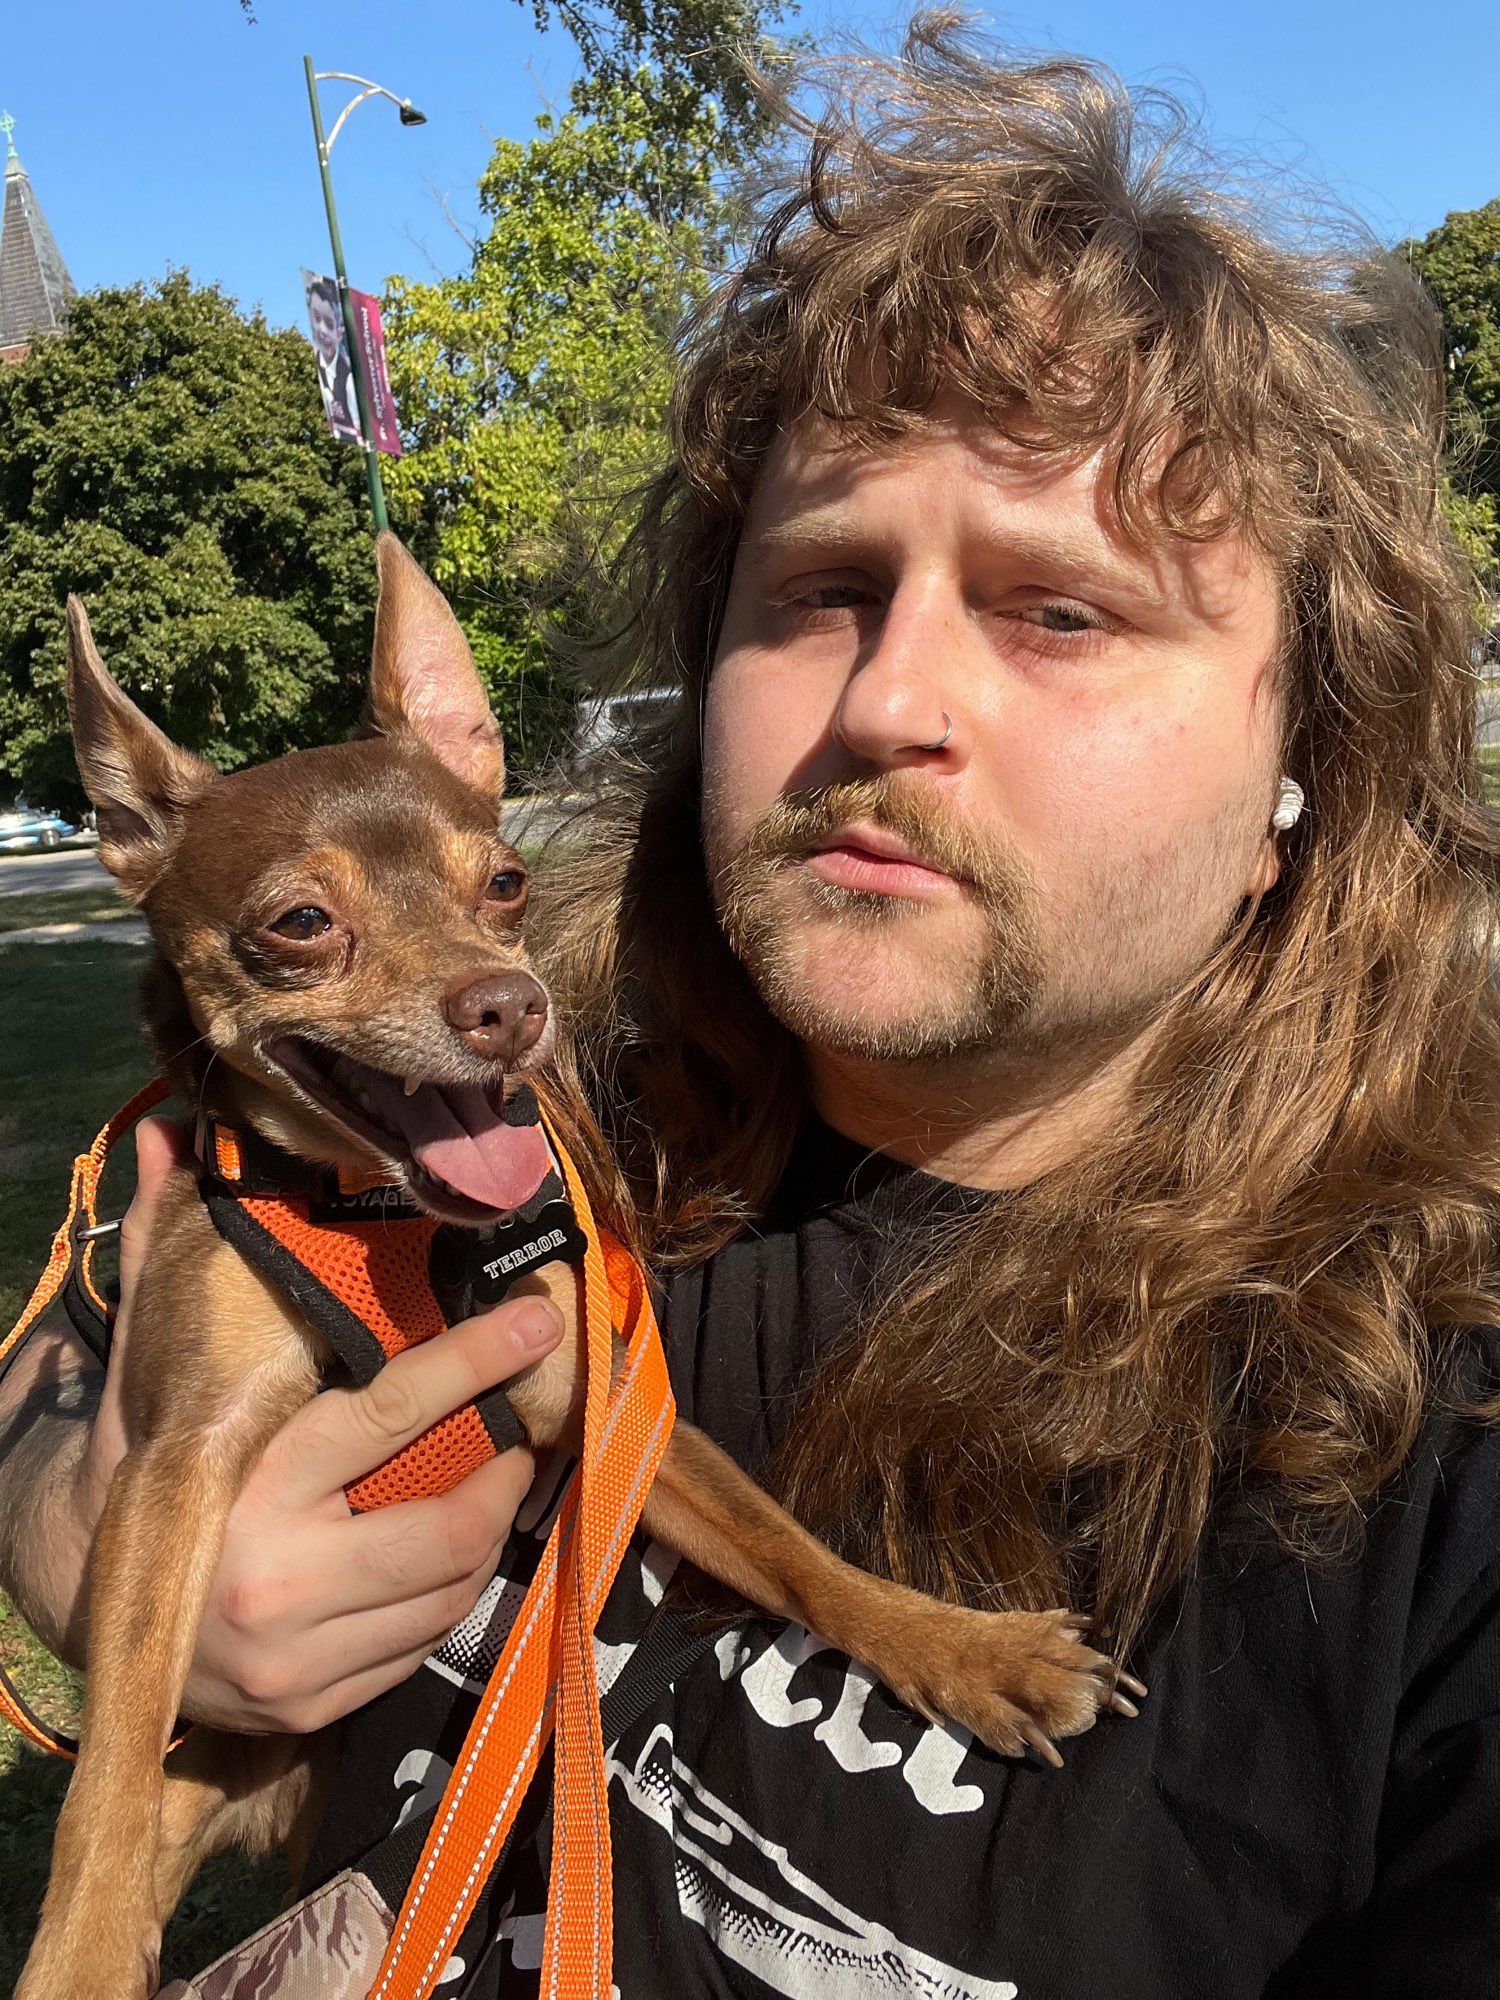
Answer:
[18, 536, 1137, 2000]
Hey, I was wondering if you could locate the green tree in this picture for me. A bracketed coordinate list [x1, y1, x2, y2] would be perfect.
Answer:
[382, 77, 730, 776]
[0, 273, 375, 812]
[526, 0, 792, 166]
[1405, 200, 1500, 577]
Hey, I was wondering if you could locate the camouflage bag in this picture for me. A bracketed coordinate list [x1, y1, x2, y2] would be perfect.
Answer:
[158, 1868, 396, 2000]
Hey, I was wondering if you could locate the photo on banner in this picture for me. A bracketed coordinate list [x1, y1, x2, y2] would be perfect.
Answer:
[302, 269, 361, 446]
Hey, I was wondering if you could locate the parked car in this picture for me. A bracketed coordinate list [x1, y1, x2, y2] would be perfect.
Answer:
[573, 688, 680, 760]
[0, 805, 78, 853]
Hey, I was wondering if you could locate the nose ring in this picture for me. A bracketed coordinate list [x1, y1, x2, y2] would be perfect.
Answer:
[918, 712, 953, 753]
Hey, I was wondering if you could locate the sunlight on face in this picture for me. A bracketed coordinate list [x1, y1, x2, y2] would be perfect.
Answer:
[701, 395, 1284, 1069]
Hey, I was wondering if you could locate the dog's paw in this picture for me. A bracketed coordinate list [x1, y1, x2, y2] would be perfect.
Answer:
[887, 1605, 1146, 1767]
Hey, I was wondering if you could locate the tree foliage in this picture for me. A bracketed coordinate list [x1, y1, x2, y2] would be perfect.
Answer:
[1405, 200, 1500, 578]
[382, 78, 731, 775]
[0, 274, 375, 811]
[526, 0, 791, 162]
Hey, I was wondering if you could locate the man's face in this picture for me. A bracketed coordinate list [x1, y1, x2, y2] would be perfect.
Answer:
[701, 394, 1284, 1069]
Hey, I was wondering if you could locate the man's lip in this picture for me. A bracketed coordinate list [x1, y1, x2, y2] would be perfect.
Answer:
[807, 824, 953, 877]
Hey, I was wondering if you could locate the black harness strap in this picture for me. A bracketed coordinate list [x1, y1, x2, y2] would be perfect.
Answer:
[199, 1187, 393, 1388]
[62, 1263, 115, 1367]
[474, 1383, 529, 1456]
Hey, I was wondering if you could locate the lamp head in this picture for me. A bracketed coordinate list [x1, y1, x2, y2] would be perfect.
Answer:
[398, 101, 427, 127]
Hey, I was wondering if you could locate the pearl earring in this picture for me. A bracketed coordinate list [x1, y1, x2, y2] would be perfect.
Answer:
[1271, 776, 1305, 832]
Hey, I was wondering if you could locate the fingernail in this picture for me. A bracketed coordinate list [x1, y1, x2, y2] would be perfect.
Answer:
[513, 1301, 564, 1352]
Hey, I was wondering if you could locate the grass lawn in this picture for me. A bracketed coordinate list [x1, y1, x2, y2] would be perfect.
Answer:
[1481, 747, 1500, 808]
[0, 885, 135, 933]
[0, 942, 286, 1985]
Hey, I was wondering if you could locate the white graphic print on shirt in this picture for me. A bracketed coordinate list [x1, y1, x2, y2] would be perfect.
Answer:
[719, 1623, 989, 1815]
[396, 1484, 1014, 1998]
[610, 1719, 1017, 1999]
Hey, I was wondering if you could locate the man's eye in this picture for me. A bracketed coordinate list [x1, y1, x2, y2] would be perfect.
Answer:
[485, 870, 527, 905]
[772, 581, 874, 618]
[269, 906, 333, 940]
[1019, 602, 1102, 634]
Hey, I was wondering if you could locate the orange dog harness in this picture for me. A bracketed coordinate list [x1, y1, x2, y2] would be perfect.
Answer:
[193, 1102, 564, 1513]
[0, 1082, 676, 2000]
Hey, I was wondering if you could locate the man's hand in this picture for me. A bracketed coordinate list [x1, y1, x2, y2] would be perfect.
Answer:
[5, 1114, 563, 1735]
[180, 1296, 559, 1732]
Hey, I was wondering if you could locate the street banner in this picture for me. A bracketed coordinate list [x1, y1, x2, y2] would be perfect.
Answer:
[302, 269, 361, 446]
[347, 283, 404, 457]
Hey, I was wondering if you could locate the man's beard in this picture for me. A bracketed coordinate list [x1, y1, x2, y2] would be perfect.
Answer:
[714, 776, 1045, 1064]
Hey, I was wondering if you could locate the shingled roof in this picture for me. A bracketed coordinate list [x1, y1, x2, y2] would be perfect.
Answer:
[0, 123, 76, 358]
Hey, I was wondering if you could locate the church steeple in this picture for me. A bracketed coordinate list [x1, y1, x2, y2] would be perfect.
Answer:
[0, 114, 77, 362]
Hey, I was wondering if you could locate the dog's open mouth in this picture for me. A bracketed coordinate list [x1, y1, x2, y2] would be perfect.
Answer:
[271, 1037, 553, 1220]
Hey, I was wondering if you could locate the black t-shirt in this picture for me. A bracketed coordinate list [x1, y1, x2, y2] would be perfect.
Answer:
[308, 1120, 1500, 1998]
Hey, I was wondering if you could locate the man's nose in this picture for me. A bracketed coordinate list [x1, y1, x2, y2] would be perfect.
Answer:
[444, 970, 549, 1063]
[832, 583, 964, 767]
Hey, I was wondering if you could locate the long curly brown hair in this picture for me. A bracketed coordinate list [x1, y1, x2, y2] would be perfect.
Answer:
[535, 17, 1500, 1649]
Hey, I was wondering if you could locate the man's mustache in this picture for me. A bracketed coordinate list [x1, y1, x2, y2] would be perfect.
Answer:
[728, 777, 1028, 913]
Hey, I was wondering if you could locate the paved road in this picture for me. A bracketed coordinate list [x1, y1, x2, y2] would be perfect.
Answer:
[0, 844, 111, 896]
[0, 797, 577, 899]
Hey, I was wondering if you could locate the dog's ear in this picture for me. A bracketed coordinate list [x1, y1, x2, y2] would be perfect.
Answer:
[66, 597, 217, 900]
[365, 532, 506, 802]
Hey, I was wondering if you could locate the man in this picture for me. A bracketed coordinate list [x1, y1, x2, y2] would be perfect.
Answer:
[5, 27, 1500, 1998]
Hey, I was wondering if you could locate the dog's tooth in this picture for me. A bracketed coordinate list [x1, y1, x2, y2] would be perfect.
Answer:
[404, 1076, 421, 1097]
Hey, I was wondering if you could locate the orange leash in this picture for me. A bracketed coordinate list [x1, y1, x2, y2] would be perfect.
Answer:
[369, 1126, 675, 2000]
[0, 1076, 171, 1760]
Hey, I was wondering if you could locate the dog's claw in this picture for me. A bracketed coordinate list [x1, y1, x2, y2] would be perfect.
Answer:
[1019, 1720, 1065, 1768]
[884, 1605, 1146, 1768]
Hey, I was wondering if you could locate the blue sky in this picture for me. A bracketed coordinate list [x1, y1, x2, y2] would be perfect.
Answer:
[5, 1, 1498, 337]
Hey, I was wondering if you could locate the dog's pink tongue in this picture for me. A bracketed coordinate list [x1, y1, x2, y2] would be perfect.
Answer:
[366, 1077, 551, 1212]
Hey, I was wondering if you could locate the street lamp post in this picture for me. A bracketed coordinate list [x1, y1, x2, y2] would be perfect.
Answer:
[302, 57, 426, 534]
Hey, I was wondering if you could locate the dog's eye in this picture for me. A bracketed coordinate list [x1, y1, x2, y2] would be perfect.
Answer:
[269, 906, 333, 941]
[484, 870, 527, 906]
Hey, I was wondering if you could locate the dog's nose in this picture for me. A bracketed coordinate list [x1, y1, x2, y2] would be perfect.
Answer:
[444, 970, 549, 1063]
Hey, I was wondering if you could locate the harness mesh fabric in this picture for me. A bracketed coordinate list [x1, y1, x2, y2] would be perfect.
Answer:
[226, 1195, 501, 1512]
